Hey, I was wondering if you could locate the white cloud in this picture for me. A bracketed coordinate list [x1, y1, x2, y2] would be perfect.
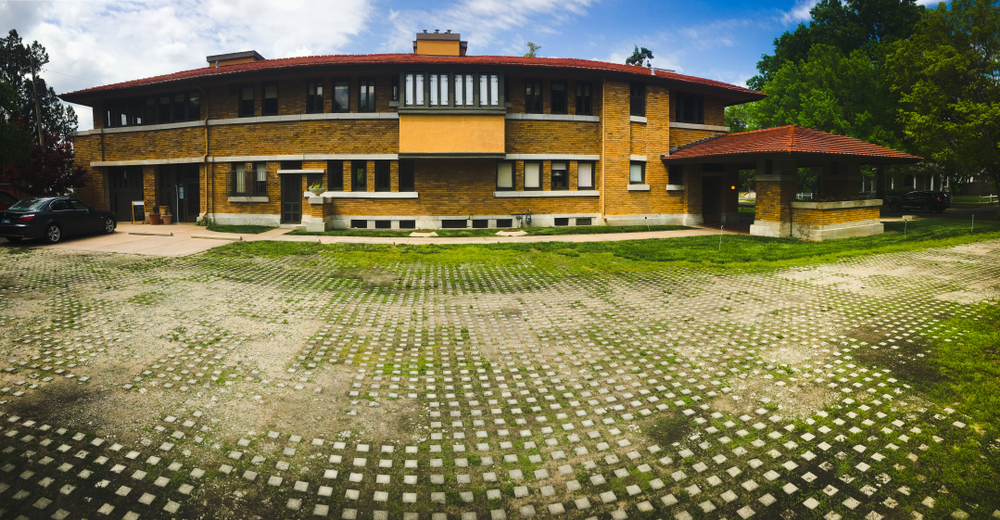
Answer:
[780, 0, 820, 24]
[8, 0, 374, 130]
[381, 0, 595, 55]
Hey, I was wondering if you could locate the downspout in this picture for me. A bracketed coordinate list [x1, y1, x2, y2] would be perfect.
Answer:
[199, 87, 210, 219]
[600, 79, 606, 221]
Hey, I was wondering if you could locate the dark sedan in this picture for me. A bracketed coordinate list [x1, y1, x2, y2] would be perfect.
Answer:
[886, 191, 951, 213]
[0, 196, 116, 243]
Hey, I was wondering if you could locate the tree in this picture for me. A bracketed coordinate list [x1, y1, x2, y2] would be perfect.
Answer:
[889, 0, 1000, 212]
[748, 0, 922, 90]
[524, 42, 541, 58]
[0, 81, 32, 172]
[0, 30, 77, 145]
[1, 30, 83, 196]
[625, 46, 654, 67]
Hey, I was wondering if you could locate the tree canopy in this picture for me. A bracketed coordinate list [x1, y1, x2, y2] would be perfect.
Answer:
[889, 0, 1000, 200]
[1, 29, 84, 196]
[625, 46, 654, 67]
[524, 42, 541, 58]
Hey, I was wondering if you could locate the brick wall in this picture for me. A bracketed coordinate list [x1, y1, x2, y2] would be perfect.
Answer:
[792, 206, 880, 225]
[755, 180, 798, 223]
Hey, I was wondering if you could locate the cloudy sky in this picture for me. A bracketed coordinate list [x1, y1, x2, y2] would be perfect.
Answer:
[2, 0, 942, 131]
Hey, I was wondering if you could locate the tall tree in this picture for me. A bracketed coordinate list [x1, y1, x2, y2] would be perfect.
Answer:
[748, 0, 922, 91]
[524, 42, 541, 58]
[1, 30, 84, 196]
[890, 0, 1000, 209]
[0, 30, 77, 145]
[625, 46, 654, 67]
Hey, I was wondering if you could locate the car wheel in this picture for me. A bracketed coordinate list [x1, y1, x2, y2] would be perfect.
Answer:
[6, 237, 21, 243]
[45, 224, 62, 244]
[104, 217, 116, 234]
[921, 204, 932, 213]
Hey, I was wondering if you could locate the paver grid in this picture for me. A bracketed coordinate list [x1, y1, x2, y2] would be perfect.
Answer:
[0, 242, 998, 519]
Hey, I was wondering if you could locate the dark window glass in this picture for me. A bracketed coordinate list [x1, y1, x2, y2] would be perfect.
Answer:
[675, 92, 705, 124]
[399, 160, 415, 192]
[333, 80, 349, 112]
[391, 75, 399, 102]
[239, 86, 255, 117]
[351, 160, 367, 191]
[551, 81, 567, 114]
[281, 161, 302, 170]
[188, 93, 200, 120]
[263, 84, 278, 116]
[629, 82, 645, 117]
[525, 80, 542, 113]
[374, 161, 390, 191]
[504, 76, 510, 103]
[328, 160, 344, 191]
[173, 93, 186, 122]
[669, 165, 684, 185]
[306, 80, 323, 113]
[575, 82, 592, 115]
[160, 95, 172, 122]
[145, 98, 157, 125]
[358, 78, 376, 112]
[551, 162, 568, 190]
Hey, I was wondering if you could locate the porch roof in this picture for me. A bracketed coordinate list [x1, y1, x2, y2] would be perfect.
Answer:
[661, 125, 922, 165]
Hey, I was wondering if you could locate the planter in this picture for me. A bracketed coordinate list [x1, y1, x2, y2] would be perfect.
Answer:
[159, 206, 170, 216]
[162, 215, 173, 225]
[309, 188, 325, 197]
[148, 213, 161, 225]
[790, 199, 883, 241]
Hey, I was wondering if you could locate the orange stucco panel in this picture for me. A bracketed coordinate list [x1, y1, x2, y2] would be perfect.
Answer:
[399, 114, 505, 155]
[414, 40, 462, 56]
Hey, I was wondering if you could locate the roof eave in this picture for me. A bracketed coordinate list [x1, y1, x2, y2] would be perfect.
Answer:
[661, 151, 922, 165]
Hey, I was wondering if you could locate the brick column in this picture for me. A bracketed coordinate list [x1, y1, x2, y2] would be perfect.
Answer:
[142, 165, 158, 223]
[750, 159, 797, 238]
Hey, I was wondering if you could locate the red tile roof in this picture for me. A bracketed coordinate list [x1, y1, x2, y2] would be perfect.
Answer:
[60, 53, 763, 104]
[662, 125, 921, 164]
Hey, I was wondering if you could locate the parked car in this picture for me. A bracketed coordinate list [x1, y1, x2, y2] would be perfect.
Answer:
[886, 191, 951, 213]
[0, 191, 17, 210]
[0, 197, 116, 244]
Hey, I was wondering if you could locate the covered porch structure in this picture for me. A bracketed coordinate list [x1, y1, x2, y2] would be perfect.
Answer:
[662, 125, 921, 241]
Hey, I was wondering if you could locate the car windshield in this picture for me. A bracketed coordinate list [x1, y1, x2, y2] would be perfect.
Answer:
[9, 197, 49, 211]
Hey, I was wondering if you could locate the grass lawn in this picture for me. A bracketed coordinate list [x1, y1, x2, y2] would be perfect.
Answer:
[210, 218, 1000, 274]
[288, 224, 691, 238]
[206, 222, 277, 234]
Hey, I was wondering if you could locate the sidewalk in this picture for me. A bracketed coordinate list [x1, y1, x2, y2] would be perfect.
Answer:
[1, 222, 734, 257]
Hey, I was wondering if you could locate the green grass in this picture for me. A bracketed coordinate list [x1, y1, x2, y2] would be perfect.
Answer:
[207, 218, 1000, 274]
[287, 224, 691, 238]
[206, 223, 276, 234]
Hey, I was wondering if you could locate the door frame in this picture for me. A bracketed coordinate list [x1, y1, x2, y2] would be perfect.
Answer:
[280, 174, 303, 224]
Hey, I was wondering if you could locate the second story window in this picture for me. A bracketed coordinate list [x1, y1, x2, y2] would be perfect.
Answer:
[479, 74, 499, 106]
[429, 74, 449, 106]
[551, 81, 567, 114]
[263, 84, 279, 116]
[525, 80, 542, 113]
[576, 82, 592, 115]
[333, 80, 349, 112]
[359, 78, 376, 112]
[630, 82, 645, 117]
[239, 85, 255, 117]
[675, 92, 705, 124]
[455, 74, 474, 106]
[306, 80, 323, 113]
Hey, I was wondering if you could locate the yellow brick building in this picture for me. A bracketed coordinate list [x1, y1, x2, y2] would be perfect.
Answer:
[61, 32, 763, 230]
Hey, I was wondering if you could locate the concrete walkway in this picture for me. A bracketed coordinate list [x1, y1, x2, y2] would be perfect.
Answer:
[1, 222, 729, 256]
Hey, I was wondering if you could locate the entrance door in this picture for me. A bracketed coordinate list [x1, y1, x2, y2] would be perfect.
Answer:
[702, 177, 721, 223]
[281, 175, 302, 224]
[109, 167, 143, 219]
[177, 165, 200, 223]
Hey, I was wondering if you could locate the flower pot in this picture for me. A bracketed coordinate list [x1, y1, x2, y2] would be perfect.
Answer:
[162, 215, 173, 225]
[309, 187, 325, 196]
[148, 213, 161, 225]
[159, 206, 170, 216]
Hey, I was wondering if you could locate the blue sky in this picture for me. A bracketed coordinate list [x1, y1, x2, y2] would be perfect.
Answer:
[1, 0, 940, 130]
